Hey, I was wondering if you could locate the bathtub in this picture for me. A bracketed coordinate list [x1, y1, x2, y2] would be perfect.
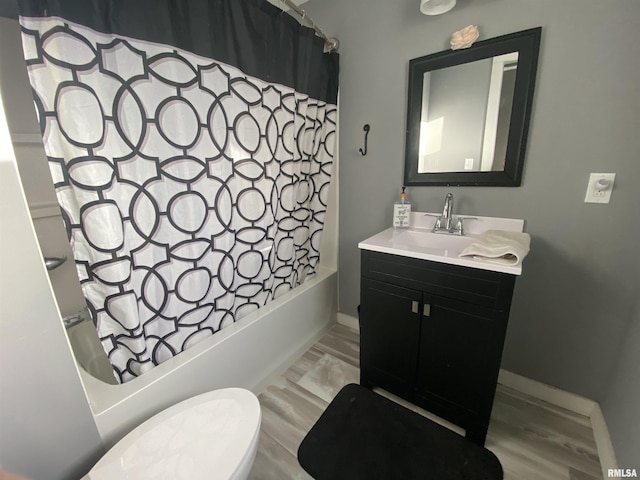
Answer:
[67, 267, 337, 447]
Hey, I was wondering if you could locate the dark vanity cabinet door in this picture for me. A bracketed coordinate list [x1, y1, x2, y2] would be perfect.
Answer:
[359, 278, 421, 393]
[415, 294, 509, 444]
[359, 250, 516, 446]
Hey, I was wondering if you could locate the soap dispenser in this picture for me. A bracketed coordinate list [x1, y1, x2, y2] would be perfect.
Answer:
[393, 187, 411, 228]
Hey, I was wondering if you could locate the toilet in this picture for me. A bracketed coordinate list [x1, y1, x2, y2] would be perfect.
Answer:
[84, 388, 262, 480]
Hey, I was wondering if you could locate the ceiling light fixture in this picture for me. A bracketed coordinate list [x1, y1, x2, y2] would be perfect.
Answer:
[420, 0, 456, 15]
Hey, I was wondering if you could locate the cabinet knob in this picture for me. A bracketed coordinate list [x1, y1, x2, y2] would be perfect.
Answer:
[423, 304, 431, 317]
[411, 301, 419, 314]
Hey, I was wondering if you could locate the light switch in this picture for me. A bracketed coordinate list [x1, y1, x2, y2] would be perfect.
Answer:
[584, 173, 615, 204]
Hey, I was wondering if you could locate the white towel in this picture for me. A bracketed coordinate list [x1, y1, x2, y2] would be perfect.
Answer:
[459, 230, 531, 266]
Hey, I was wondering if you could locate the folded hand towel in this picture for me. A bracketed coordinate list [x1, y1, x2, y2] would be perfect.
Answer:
[459, 230, 531, 265]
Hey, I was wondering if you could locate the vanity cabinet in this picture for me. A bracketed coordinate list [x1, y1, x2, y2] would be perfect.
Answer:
[359, 250, 516, 446]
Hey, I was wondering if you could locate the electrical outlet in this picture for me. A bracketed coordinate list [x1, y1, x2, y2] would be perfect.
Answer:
[584, 173, 615, 204]
[464, 158, 474, 170]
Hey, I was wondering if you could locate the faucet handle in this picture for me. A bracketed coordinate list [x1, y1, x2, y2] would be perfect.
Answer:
[423, 213, 441, 228]
[452, 216, 478, 235]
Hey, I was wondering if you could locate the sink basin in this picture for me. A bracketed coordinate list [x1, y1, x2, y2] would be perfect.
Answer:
[357, 212, 525, 275]
[391, 229, 475, 252]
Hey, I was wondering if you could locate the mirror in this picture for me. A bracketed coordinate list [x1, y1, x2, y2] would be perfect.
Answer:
[404, 27, 541, 186]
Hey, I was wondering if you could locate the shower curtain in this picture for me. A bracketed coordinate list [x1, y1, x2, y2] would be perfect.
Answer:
[18, 0, 339, 383]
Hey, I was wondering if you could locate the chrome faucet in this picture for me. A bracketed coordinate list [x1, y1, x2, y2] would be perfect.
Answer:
[429, 193, 476, 235]
[441, 193, 454, 229]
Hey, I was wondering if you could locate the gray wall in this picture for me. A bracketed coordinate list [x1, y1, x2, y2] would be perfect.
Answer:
[602, 302, 640, 468]
[304, 0, 640, 405]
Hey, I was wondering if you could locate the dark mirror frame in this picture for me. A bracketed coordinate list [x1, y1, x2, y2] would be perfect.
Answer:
[404, 27, 542, 187]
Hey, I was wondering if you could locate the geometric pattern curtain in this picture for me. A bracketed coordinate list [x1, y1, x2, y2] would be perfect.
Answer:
[19, 5, 337, 383]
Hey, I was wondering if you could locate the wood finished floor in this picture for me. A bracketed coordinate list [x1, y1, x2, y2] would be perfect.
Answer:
[248, 324, 603, 480]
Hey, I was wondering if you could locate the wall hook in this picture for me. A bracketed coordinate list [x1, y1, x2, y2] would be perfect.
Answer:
[359, 124, 370, 156]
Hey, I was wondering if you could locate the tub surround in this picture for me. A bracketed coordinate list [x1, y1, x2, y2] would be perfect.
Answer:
[0, 7, 343, 477]
[77, 268, 337, 447]
[1, 7, 341, 452]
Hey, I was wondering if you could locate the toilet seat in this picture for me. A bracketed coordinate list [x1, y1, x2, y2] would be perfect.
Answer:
[86, 388, 261, 480]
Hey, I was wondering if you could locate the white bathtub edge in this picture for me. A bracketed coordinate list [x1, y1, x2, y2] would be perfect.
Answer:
[82, 268, 337, 447]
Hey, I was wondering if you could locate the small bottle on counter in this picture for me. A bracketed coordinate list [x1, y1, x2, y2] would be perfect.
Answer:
[393, 187, 411, 229]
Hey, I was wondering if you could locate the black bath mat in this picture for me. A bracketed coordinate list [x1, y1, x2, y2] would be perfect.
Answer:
[297, 384, 503, 480]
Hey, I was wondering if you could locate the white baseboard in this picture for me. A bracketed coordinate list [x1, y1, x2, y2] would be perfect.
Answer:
[497, 369, 595, 416]
[497, 369, 617, 476]
[336, 312, 359, 331]
[337, 311, 617, 473]
[589, 403, 618, 474]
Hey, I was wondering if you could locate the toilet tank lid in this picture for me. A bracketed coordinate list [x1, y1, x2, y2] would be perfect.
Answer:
[87, 388, 261, 480]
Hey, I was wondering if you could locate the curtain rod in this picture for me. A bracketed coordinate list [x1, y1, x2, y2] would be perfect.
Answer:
[278, 0, 339, 52]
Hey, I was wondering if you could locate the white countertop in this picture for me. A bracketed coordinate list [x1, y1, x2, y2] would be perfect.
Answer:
[358, 212, 525, 275]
